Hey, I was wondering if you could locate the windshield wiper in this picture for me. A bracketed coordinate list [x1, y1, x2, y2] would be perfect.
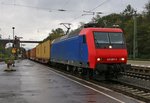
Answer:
[94, 38, 100, 47]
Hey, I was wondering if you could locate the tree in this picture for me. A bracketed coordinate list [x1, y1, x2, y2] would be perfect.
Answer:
[51, 28, 64, 35]
[49, 28, 64, 40]
[0, 44, 4, 61]
[145, 0, 150, 16]
[0, 44, 13, 61]
[122, 4, 135, 17]
[42, 28, 64, 42]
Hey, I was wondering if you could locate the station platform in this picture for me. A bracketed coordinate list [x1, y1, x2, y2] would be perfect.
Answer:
[0, 60, 143, 103]
[127, 60, 150, 68]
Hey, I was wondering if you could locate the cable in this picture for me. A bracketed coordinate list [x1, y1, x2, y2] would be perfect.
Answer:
[70, 15, 83, 22]
[70, 0, 111, 23]
[89, 0, 111, 11]
[0, 2, 82, 12]
[1, 2, 55, 11]
[0, 1, 111, 26]
[61, 0, 70, 9]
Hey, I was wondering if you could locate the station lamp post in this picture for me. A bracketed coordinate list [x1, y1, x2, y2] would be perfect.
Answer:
[12, 27, 15, 39]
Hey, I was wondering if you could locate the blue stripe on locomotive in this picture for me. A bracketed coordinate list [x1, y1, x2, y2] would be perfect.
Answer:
[50, 35, 88, 63]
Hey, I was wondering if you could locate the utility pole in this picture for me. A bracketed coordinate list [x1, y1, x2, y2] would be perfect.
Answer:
[12, 27, 15, 40]
[133, 11, 138, 59]
[12, 27, 16, 66]
[0, 28, 2, 39]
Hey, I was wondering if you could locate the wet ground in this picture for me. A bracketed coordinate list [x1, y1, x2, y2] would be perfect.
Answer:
[0, 60, 144, 103]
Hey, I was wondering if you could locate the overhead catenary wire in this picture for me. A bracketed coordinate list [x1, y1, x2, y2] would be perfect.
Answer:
[0, 2, 56, 11]
[89, 0, 111, 12]
[70, 15, 83, 22]
[0, 2, 81, 12]
[70, 0, 111, 22]
[0, 0, 111, 28]
[1, 0, 110, 20]
[61, 0, 70, 9]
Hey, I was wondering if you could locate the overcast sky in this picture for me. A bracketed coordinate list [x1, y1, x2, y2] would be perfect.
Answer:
[0, 0, 149, 49]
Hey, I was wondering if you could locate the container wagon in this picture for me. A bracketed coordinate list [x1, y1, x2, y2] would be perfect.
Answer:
[35, 40, 51, 63]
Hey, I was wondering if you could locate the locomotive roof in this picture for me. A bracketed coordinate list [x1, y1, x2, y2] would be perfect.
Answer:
[79, 28, 123, 35]
[52, 28, 81, 43]
[52, 27, 123, 44]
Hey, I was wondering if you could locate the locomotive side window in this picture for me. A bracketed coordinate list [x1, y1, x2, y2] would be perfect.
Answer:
[83, 35, 86, 44]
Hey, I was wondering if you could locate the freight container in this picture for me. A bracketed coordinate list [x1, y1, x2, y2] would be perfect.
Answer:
[36, 43, 42, 60]
[36, 40, 51, 63]
[30, 48, 36, 60]
[26, 50, 30, 59]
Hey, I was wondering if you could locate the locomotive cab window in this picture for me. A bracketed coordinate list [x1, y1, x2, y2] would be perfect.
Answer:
[82, 35, 86, 44]
[93, 32, 125, 48]
[93, 32, 109, 44]
[109, 33, 124, 44]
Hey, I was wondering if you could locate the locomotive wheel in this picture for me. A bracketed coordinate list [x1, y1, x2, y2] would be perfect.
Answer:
[72, 66, 78, 75]
[93, 70, 106, 80]
[66, 65, 70, 71]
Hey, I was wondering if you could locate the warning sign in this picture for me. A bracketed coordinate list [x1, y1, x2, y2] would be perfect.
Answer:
[12, 48, 16, 54]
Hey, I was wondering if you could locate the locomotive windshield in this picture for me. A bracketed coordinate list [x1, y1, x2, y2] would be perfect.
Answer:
[93, 32, 125, 48]
[109, 33, 124, 44]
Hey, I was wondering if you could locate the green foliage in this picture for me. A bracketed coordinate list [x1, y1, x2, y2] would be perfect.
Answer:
[42, 28, 64, 42]
[4, 55, 14, 64]
[0, 44, 4, 61]
[122, 4, 135, 18]
[0, 44, 14, 62]
[145, 0, 150, 17]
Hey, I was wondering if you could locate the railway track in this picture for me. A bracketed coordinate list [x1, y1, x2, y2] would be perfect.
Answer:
[128, 66, 150, 75]
[121, 72, 150, 81]
[107, 68, 150, 102]
[107, 80, 150, 102]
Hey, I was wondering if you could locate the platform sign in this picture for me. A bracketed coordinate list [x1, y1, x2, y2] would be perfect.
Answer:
[12, 48, 16, 54]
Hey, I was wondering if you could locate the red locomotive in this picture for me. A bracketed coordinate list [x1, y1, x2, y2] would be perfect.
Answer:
[79, 26, 129, 79]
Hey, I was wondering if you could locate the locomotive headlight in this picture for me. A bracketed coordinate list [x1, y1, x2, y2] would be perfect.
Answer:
[97, 58, 101, 61]
[109, 45, 112, 49]
[120, 58, 125, 61]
